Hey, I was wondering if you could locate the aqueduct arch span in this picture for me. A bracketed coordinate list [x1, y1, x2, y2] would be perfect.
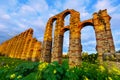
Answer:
[42, 9, 115, 66]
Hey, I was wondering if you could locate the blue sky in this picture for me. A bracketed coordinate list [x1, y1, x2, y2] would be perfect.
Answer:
[0, 0, 120, 54]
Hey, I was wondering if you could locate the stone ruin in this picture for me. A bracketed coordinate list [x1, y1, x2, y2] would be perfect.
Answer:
[0, 9, 116, 66]
[41, 9, 115, 66]
[0, 28, 41, 62]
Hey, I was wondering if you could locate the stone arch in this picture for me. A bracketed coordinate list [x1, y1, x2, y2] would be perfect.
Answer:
[79, 19, 96, 54]
[61, 26, 70, 33]
[42, 9, 81, 64]
[80, 19, 94, 29]
[41, 17, 58, 62]
[51, 9, 81, 66]
[62, 9, 71, 16]
[42, 9, 115, 66]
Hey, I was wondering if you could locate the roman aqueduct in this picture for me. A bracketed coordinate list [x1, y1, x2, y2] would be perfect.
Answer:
[42, 9, 115, 66]
[0, 9, 115, 66]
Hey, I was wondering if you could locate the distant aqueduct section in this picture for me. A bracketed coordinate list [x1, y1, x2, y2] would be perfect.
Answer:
[0, 9, 115, 66]
[0, 28, 41, 61]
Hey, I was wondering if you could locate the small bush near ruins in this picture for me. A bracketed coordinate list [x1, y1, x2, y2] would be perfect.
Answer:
[0, 55, 120, 80]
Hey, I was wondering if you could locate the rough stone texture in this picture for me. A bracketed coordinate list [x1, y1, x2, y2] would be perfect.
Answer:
[42, 9, 115, 66]
[31, 41, 41, 61]
[0, 28, 42, 61]
[25, 38, 37, 60]
[92, 10, 115, 62]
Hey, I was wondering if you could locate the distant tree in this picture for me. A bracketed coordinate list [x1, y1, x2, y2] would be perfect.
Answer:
[62, 54, 68, 59]
[82, 52, 98, 63]
[82, 52, 88, 56]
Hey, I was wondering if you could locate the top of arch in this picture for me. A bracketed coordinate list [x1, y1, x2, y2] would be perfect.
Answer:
[48, 9, 79, 20]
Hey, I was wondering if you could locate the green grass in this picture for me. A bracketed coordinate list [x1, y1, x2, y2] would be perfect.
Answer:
[0, 56, 39, 80]
[0, 56, 120, 80]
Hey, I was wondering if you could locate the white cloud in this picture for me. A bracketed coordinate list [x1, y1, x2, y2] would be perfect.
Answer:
[28, 0, 49, 13]
[7, 32, 18, 37]
[17, 23, 26, 28]
[48, 9, 59, 18]
[1, 14, 11, 20]
[0, 24, 6, 30]
[94, 0, 120, 14]
[20, 5, 35, 14]
[82, 41, 96, 46]
[63, 0, 90, 20]
[63, 0, 89, 9]
[54, 0, 63, 9]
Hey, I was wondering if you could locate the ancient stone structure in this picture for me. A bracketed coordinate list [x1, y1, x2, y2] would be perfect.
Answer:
[0, 9, 115, 66]
[42, 9, 115, 66]
[0, 28, 41, 61]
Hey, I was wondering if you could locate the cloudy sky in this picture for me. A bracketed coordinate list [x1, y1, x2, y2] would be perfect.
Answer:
[0, 0, 120, 54]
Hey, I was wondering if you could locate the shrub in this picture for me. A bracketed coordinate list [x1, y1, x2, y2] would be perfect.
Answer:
[82, 53, 98, 63]
[0, 56, 120, 80]
[36, 61, 120, 80]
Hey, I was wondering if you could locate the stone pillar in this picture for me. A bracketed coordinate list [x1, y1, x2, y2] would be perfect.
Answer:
[31, 41, 41, 62]
[15, 34, 24, 58]
[20, 31, 28, 59]
[26, 38, 37, 60]
[51, 35, 63, 63]
[21, 28, 33, 59]
[0, 42, 5, 55]
[14, 35, 22, 58]
[16, 32, 27, 58]
[100, 9, 115, 54]
[69, 11, 81, 66]
[3, 40, 9, 56]
[93, 10, 114, 62]
[0, 44, 1, 55]
[93, 13, 105, 61]
[0, 41, 9, 56]
[41, 19, 53, 62]
[0, 44, 2, 55]
[9, 36, 19, 58]
[18, 32, 27, 59]
[0, 43, 4, 55]
[51, 17, 64, 64]
[5, 38, 15, 57]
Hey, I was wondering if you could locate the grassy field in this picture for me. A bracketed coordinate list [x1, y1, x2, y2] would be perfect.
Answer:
[0, 56, 120, 80]
[0, 56, 39, 80]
